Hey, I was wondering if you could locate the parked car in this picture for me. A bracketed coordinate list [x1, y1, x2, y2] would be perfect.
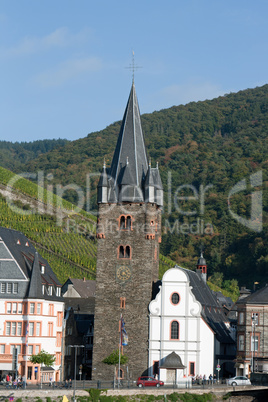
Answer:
[137, 376, 164, 387]
[227, 376, 251, 386]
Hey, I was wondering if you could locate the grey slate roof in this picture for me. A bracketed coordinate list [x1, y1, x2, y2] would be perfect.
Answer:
[62, 278, 96, 298]
[27, 252, 43, 299]
[109, 83, 148, 190]
[160, 351, 186, 369]
[0, 226, 62, 301]
[236, 284, 268, 305]
[97, 83, 163, 205]
[197, 252, 206, 266]
[64, 297, 95, 314]
[176, 265, 234, 344]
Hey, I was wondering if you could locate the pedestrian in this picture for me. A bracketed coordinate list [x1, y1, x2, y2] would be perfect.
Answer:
[65, 379, 68, 389]
[69, 378, 72, 388]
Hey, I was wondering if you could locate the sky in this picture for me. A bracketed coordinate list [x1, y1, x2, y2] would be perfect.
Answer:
[0, 0, 267, 143]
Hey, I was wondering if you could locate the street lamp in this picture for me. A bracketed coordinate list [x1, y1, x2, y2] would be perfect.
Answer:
[70, 345, 84, 402]
[251, 313, 258, 373]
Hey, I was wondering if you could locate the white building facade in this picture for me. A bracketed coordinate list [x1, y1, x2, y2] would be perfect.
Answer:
[0, 227, 64, 383]
[149, 267, 214, 384]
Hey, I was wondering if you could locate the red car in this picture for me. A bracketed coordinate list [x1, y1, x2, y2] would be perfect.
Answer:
[137, 376, 164, 387]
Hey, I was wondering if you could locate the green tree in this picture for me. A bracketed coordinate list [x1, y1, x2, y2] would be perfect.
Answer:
[102, 349, 128, 366]
[29, 349, 56, 366]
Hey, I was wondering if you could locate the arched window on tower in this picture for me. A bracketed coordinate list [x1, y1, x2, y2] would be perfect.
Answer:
[170, 321, 179, 340]
[118, 245, 131, 259]
[125, 245, 130, 258]
[119, 246, 125, 258]
[120, 216, 125, 229]
[126, 216, 132, 229]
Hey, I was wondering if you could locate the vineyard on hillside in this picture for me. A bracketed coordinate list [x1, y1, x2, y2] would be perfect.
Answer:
[0, 166, 238, 299]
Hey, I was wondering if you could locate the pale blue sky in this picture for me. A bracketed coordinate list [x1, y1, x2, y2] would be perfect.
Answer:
[0, 0, 267, 143]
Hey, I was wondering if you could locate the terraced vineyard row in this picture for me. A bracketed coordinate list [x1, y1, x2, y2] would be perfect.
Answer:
[0, 192, 97, 283]
[0, 166, 97, 222]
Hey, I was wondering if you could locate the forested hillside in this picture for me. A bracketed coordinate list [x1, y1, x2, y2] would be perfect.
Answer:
[0, 139, 69, 172]
[1, 84, 267, 289]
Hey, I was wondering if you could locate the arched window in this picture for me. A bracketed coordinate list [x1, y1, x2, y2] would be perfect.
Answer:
[126, 216, 132, 229]
[125, 246, 130, 258]
[118, 245, 131, 259]
[119, 215, 132, 230]
[119, 246, 125, 258]
[120, 216, 125, 229]
[170, 321, 179, 339]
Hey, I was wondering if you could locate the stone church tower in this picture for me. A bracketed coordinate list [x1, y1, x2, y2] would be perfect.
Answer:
[92, 82, 163, 380]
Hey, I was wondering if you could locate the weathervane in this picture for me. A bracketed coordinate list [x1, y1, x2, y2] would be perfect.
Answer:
[125, 51, 142, 82]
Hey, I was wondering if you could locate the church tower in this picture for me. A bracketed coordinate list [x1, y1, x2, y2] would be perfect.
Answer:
[92, 82, 163, 380]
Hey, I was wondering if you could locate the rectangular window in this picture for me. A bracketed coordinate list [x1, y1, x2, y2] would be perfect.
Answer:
[48, 322, 53, 337]
[28, 345, 33, 355]
[251, 335, 259, 352]
[48, 286, 53, 296]
[7, 303, 11, 314]
[29, 322, 34, 336]
[36, 322, 41, 336]
[120, 297, 126, 309]
[27, 366, 32, 380]
[35, 345, 40, 354]
[12, 303, 17, 314]
[56, 287, 61, 296]
[238, 312, 245, 325]
[1, 283, 6, 293]
[48, 304, 54, 316]
[0, 345, 5, 354]
[189, 362, 195, 376]
[17, 345, 21, 354]
[7, 283, 12, 293]
[37, 303, 41, 315]
[30, 303, 35, 314]
[56, 352, 61, 365]
[17, 322, 22, 336]
[238, 334, 245, 351]
[6, 322, 11, 335]
[11, 322, 16, 336]
[18, 303, 23, 314]
[56, 332, 61, 347]
[13, 283, 18, 294]
[10, 344, 15, 354]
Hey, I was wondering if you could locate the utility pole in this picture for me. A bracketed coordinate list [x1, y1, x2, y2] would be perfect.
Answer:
[70, 345, 84, 402]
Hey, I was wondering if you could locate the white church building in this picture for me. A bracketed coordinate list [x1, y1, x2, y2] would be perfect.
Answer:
[148, 255, 236, 384]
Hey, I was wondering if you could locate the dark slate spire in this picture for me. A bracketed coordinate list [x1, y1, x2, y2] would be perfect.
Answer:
[27, 252, 43, 299]
[109, 82, 148, 202]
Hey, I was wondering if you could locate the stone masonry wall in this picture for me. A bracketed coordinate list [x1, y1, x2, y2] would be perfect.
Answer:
[92, 202, 161, 381]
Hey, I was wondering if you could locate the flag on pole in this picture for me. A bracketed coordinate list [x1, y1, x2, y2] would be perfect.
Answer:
[25, 322, 29, 347]
[121, 316, 128, 346]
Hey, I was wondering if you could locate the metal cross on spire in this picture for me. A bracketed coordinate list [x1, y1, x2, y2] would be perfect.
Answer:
[125, 51, 142, 83]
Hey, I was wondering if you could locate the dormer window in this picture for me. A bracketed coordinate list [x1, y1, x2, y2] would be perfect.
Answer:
[25, 242, 29, 247]
[56, 287, 61, 297]
[17, 240, 21, 245]
[40, 265, 45, 274]
[48, 286, 53, 295]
